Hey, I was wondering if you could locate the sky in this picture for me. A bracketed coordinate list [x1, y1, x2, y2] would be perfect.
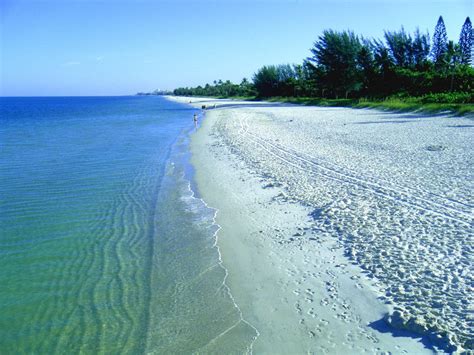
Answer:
[0, 0, 472, 96]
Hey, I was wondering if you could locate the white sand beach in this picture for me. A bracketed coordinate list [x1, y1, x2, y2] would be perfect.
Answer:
[169, 96, 473, 353]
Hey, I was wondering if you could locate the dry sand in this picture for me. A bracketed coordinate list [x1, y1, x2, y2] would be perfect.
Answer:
[168, 96, 473, 354]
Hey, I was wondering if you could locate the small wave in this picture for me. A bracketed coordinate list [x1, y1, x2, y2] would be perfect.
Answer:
[180, 176, 260, 353]
[145, 129, 259, 354]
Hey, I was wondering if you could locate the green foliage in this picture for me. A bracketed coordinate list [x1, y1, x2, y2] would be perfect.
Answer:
[432, 16, 448, 67]
[252, 64, 300, 97]
[384, 27, 414, 67]
[412, 29, 431, 68]
[356, 42, 376, 95]
[252, 65, 280, 97]
[459, 17, 473, 65]
[355, 97, 474, 116]
[263, 96, 474, 116]
[309, 30, 363, 98]
[373, 39, 393, 78]
[173, 15, 473, 116]
[383, 28, 431, 69]
[173, 78, 256, 97]
[418, 92, 473, 104]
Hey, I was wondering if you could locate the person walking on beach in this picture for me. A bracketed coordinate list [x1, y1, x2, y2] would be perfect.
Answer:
[193, 113, 198, 129]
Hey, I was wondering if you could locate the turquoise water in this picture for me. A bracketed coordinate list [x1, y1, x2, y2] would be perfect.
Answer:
[0, 96, 256, 353]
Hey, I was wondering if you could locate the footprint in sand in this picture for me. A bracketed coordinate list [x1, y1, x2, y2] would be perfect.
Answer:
[320, 319, 330, 326]
[307, 308, 317, 318]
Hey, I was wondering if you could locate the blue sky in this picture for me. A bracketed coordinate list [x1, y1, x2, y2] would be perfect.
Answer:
[0, 0, 472, 96]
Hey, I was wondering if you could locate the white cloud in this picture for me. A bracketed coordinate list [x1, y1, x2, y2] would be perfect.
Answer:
[63, 61, 81, 66]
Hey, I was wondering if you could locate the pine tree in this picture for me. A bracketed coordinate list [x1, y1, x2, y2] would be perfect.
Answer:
[309, 30, 362, 98]
[384, 27, 413, 67]
[459, 17, 472, 65]
[432, 16, 448, 66]
[412, 29, 430, 68]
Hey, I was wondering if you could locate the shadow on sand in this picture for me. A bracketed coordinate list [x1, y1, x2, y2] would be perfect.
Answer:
[352, 120, 416, 125]
[368, 318, 436, 352]
[445, 124, 474, 128]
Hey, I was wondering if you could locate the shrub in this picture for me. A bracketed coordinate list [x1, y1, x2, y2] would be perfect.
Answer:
[419, 92, 473, 104]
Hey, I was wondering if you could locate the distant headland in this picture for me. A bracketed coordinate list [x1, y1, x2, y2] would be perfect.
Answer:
[136, 90, 172, 96]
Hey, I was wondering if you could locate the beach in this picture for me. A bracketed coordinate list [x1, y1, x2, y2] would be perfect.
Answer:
[169, 96, 473, 353]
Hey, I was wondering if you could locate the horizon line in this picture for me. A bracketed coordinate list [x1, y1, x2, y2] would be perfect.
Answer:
[0, 94, 141, 98]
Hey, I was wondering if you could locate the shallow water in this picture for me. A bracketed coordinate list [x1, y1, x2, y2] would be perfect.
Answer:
[0, 96, 255, 353]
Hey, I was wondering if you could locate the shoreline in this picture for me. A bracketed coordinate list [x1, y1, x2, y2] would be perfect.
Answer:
[168, 96, 472, 353]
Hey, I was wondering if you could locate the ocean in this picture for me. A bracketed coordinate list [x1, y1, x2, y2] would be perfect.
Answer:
[0, 96, 256, 353]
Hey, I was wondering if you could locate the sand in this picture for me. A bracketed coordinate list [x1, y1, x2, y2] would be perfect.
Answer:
[168, 96, 473, 353]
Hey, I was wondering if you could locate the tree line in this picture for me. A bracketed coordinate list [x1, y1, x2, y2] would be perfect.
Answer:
[173, 78, 255, 97]
[173, 16, 473, 103]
